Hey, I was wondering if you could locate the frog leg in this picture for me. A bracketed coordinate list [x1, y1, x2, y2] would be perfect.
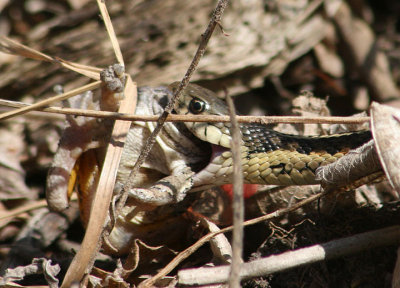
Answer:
[126, 165, 194, 206]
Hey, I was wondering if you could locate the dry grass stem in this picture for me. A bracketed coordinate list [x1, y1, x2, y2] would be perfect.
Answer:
[0, 36, 101, 80]
[0, 195, 78, 222]
[59, 82, 131, 282]
[60, 2, 137, 287]
[0, 200, 47, 221]
[96, 0, 124, 66]
[0, 282, 48, 288]
[226, 94, 244, 288]
[60, 78, 137, 288]
[0, 99, 370, 124]
[0, 81, 101, 121]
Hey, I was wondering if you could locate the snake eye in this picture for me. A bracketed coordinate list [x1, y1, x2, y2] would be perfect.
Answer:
[188, 98, 206, 114]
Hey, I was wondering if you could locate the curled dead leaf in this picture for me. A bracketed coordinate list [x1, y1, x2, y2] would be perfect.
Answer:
[370, 102, 400, 195]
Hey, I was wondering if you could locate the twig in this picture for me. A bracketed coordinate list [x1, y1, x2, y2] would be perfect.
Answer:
[0, 99, 370, 124]
[178, 225, 400, 285]
[142, 190, 326, 286]
[226, 93, 244, 288]
[117, 0, 230, 232]
[0, 81, 101, 121]
[0, 199, 46, 221]
[0, 280, 48, 288]
[0, 195, 77, 222]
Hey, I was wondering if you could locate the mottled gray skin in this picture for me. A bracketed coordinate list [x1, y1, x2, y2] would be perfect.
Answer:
[47, 85, 211, 255]
[107, 86, 211, 254]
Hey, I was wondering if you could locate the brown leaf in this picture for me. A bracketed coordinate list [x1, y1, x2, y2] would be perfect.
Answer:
[371, 102, 400, 195]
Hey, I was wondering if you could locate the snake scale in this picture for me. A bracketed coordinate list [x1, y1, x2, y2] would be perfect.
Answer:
[169, 82, 372, 188]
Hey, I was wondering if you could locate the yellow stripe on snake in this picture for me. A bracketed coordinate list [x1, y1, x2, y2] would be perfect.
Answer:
[169, 82, 371, 189]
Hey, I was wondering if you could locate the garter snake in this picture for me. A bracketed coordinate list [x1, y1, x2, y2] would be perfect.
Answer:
[169, 82, 372, 189]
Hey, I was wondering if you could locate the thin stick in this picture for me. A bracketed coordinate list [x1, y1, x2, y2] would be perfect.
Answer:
[0, 200, 47, 221]
[226, 93, 244, 288]
[0, 81, 101, 121]
[143, 190, 326, 285]
[0, 195, 78, 222]
[117, 0, 230, 227]
[178, 225, 400, 285]
[0, 280, 48, 288]
[0, 99, 371, 124]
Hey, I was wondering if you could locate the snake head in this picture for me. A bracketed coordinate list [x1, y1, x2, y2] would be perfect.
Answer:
[168, 82, 232, 148]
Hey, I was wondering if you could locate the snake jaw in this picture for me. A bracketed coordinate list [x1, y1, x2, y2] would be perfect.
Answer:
[188, 123, 232, 148]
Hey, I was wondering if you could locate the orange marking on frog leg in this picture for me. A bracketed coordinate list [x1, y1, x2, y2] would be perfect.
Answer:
[76, 150, 101, 226]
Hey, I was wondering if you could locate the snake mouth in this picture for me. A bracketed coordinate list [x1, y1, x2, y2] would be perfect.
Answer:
[170, 106, 231, 188]
[210, 143, 229, 159]
[188, 141, 232, 190]
[169, 117, 231, 189]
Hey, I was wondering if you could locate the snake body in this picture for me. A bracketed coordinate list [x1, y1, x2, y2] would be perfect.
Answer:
[169, 82, 371, 189]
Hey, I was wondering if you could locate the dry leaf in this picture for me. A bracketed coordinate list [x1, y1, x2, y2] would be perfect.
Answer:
[371, 102, 400, 195]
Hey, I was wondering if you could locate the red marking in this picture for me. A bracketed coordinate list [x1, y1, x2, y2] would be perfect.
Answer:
[221, 184, 258, 199]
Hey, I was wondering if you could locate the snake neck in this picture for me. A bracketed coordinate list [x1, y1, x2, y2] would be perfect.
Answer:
[240, 123, 372, 155]
[191, 124, 372, 189]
